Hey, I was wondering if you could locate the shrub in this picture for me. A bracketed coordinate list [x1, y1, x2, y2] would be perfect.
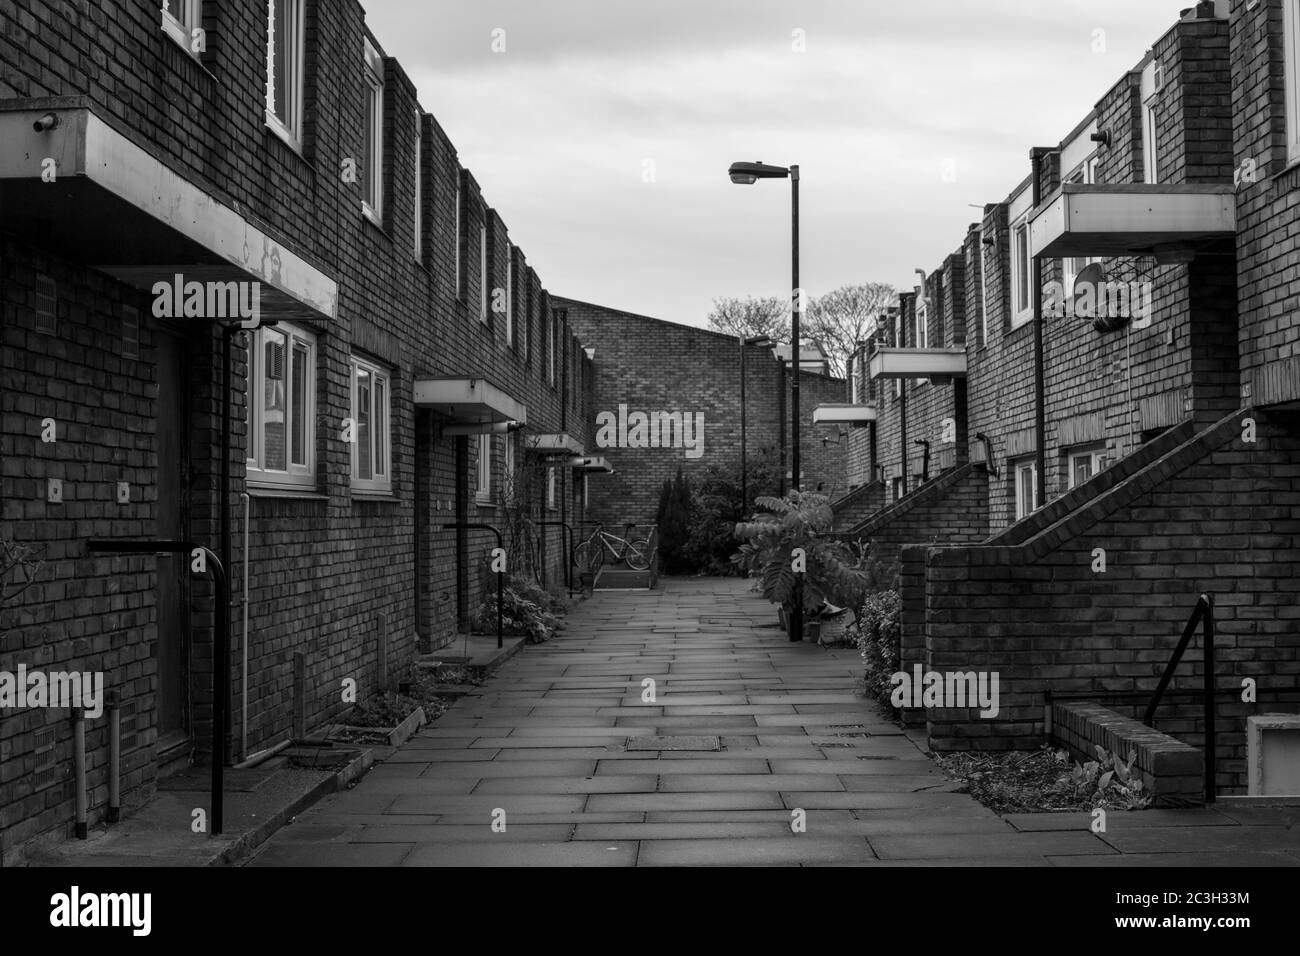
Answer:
[677, 453, 780, 577]
[856, 588, 901, 704]
[655, 467, 693, 574]
[470, 574, 565, 644]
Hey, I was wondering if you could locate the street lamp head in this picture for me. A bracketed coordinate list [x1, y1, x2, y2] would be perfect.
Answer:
[728, 160, 790, 184]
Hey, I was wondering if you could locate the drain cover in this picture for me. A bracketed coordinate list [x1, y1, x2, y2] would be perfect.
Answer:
[626, 735, 721, 752]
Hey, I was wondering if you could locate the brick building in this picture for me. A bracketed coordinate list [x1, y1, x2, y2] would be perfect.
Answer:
[559, 297, 848, 528]
[834, 0, 1300, 798]
[0, 0, 595, 859]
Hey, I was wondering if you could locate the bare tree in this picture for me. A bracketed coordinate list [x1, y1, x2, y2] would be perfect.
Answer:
[706, 296, 790, 343]
[805, 282, 896, 377]
[1, 533, 44, 634]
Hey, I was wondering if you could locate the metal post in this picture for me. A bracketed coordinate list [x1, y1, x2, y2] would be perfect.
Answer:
[107, 691, 121, 823]
[740, 337, 748, 515]
[789, 166, 802, 643]
[1203, 593, 1216, 804]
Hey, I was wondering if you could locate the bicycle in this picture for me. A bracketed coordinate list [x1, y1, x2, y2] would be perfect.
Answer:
[573, 522, 650, 573]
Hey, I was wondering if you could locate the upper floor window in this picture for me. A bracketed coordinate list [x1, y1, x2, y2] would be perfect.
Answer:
[915, 298, 929, 350]
[350, 356, 391, 493]
[1062, 156, 1101, 295]
[479, 225, 489, 324]
[161, 0, 201, 54]
[504, 244, 515, 347]
[1285, 0, 1300, 163]
[265, 0, 305, 149]
[362, 38, 384, 223]
[247, 323, 317, 489]
[413, 111, 423, 260]
[1141, 58, 1162, 184]
[454, 181, 463, 298]
[1010, 216, 1033, 328]
[546, 310, 556, 386]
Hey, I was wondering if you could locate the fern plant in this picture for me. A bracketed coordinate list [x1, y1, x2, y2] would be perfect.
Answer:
[732, 491, 871, 627]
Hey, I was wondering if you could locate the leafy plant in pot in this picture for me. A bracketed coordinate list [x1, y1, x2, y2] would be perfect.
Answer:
[732, 491, 871, 641]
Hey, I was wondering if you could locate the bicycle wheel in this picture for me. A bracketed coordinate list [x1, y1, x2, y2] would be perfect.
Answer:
[624, 539, 650, 571]
[574, 540, 605, 575]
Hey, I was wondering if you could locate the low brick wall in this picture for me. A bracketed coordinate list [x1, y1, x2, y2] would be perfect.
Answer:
[1052, 701, 1204, 806]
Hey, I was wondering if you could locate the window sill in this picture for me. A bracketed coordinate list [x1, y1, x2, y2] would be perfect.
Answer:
[246, 485, 329, 501]
[264, 113, 306, 157]
[474, 498, 495, 509]
[352, 490, 398, 503]
[362, 204, 386, 233]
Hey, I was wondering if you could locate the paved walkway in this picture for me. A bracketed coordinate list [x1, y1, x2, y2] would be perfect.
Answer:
[247, 579, 1300, 867]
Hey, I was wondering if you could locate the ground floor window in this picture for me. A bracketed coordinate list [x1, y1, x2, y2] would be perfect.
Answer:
[546, 467, 557, 511]
[476, 433, 492, 504]
[350, 355, 391, 493]
[1014, 458, 1038, 520]
[1067, 444, 1108, 490]
[247, 322, 316, 489]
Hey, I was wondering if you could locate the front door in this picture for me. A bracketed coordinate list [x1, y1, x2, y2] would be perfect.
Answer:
[154, 328, 191, 759]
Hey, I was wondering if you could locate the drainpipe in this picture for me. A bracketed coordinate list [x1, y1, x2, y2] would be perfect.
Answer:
[1030, 147, 1051, 508]
[107, 692, 120, 823]
[72, 707, 87, 839]
[240, 491, 250, 761]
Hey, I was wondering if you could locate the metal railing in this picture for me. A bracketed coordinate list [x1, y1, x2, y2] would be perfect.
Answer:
[1144, 592, 1216, 804]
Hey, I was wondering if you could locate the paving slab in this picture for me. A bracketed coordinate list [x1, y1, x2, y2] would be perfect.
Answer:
[401, 842, 637, 867]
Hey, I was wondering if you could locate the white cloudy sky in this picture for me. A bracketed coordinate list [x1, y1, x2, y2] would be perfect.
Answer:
[363, 0, 1195, 326]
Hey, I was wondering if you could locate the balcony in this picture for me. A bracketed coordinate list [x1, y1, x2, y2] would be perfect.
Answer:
[0, 99, 337, 323]
[1029, 183, 1236, 260]
[812, 403, 877, 425]
[868, 348, 967, 382]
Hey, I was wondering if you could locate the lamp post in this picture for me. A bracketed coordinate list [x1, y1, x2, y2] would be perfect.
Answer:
[739, 333, 772, 518]
[730, 160, 802, 641]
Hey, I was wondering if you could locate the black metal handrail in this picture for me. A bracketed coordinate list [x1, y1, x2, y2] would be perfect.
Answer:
[1143, 592, 1216, 803]
[443, 523, 503, 649]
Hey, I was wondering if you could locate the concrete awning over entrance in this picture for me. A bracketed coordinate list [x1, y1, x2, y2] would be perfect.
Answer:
[568, 455, 613, 473]
[414, 378, 527, 426]
[0, 99, 337, 323]
[868, 348, 967, 380]
[813, 403, 877, 425]
[1029, 183, 1236, 259]
[526, 433, 584, 455]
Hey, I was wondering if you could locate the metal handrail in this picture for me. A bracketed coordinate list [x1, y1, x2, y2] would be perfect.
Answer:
[443, 523, 503, 649]
[1143, 592, 1216, 803]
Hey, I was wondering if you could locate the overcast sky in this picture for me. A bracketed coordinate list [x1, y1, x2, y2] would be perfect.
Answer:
[363, 0, 1195, 328]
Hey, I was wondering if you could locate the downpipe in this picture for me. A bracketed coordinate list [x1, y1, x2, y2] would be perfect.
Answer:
[72, 707, 87, 839]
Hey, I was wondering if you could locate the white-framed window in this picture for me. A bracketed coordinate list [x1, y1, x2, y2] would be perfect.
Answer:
[1142, 97, 1159, 185]
[1286, 0, 1300, 163]
[582, 471, 588, 509]
[454, 181, 463, 298]
[412, 111, 423, 260]
[362, 37, 384, 222]
[1062, 157, 1101, 298]
[1067, 445, 1109, 489]
[504, 243, 514, 347]
[478, 225, 489, 324]
[1014, 458, 1038, 520]
[264, 0, 305, 149]
[476, 433, 492, 504]
[246, 323, 317, 488]
[915, 298, 929, 350]
[891, 476, 904, 502]
[546, 310, 556, 386]
[350, 355, 391, 493]
[892, 312, 903, 398]
[1010, 216, 1033, 328]
[546, 467, 557, 511]
[160, 0, 201, 54]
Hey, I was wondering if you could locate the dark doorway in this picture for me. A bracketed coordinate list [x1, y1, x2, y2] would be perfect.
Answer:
[154, 327, 191, 761]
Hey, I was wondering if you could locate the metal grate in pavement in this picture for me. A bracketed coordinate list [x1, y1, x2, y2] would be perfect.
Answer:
[625, 735, 721, 751]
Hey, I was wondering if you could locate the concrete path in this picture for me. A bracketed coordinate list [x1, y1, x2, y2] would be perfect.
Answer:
[246, 578, 1300, 867]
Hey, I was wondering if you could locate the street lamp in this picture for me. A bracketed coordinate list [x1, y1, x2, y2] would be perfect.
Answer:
[730, 159, 801, 641]
[738, 333, 772, 518]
